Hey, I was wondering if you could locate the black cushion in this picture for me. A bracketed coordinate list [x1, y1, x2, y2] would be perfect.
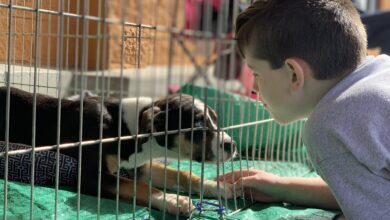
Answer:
[0, 142, 77, 186]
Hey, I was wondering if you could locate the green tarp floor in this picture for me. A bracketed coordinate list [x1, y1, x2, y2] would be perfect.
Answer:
[0, 160, 339, 220]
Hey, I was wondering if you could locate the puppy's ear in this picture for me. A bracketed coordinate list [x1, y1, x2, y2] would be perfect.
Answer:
[139, 106, 162, 134]
[207, 107, 218, 122]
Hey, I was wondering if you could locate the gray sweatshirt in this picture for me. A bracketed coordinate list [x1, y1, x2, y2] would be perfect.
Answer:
[303, 55, 390, 220]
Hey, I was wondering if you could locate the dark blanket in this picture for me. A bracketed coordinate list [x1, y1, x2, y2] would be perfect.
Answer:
[0, 141, 77, 186]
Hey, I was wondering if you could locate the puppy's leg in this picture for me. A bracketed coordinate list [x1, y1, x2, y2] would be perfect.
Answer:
[139, 162, 234, 199]
[82, 172, 194, 216]
[138, 162, 197, 215]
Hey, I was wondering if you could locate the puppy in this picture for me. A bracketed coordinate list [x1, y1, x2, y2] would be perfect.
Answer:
[0, 87, 237, 216]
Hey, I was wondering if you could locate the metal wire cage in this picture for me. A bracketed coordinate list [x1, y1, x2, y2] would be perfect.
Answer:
[0, 0, 313, 219]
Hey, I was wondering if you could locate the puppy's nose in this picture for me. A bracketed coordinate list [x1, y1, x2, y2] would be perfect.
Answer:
[223, 141, 236, 152]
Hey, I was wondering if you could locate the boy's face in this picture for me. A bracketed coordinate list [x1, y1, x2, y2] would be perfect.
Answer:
[244, 50, 303, 124]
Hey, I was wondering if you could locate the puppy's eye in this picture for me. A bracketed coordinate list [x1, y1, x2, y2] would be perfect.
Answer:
[194, 121, 203, 127]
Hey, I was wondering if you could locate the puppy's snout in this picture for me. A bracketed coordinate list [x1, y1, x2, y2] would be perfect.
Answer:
[222, 141, 236, 153]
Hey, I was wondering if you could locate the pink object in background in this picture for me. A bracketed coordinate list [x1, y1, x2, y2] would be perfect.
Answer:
[185, 0, 221, 30]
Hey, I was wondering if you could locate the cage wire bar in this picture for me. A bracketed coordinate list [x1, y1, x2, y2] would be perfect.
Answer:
[3, 0, 13, 218]
[133, 0, 142, 218]
[116, 0, 126, 218]
[213, 0, 233, 216]
[29, 0, 40, 219]
[96, 0, 105, 217]
[198, 0, 212, 219]
[146, 0, 161, 219]
[54, 0, 65, 219]
[0, 0, 313, 220]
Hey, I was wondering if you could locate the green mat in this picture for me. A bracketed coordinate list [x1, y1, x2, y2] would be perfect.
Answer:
[0, 160, 339, 220]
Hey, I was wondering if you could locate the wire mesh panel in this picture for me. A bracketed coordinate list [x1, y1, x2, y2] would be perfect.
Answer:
[0, 0, 314, 220]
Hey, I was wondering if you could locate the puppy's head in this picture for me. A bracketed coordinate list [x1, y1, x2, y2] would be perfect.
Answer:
[139, 94, 237, 163]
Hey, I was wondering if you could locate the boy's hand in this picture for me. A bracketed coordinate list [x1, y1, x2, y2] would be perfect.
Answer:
[215, 170, 340, 210]
[214, 169, 283, 203]
[202, 179, 236, 199]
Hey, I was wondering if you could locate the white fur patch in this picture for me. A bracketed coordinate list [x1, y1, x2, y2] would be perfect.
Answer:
[120, 138, 180, 170]
[210, 132, 233, 163]
[202, 179, 234, 198]
[194, 98, 206, 113]
[121, 97, 153, 134]
[151, 192, 194, 216]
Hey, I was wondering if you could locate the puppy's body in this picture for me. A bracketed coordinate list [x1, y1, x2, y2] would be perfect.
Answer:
[0, 87, 236, 216]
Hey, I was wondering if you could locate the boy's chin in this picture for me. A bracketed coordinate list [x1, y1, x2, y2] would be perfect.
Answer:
[274, 119, 294, 125]
[271, 114, 299, 125]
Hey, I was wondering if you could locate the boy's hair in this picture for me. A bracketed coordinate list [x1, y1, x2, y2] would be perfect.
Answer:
[236, 0, 367, 80]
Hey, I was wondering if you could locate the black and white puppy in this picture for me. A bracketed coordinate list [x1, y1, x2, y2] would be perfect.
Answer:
[0, 87, 237, 216]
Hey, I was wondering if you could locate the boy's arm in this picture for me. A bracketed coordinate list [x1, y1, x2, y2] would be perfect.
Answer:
[265, 176, 340, 210]
[217, 169, 340, 210]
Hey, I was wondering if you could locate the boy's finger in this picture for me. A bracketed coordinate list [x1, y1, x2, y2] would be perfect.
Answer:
[214, 170, 240, 182]
[215, 169, 256, 182]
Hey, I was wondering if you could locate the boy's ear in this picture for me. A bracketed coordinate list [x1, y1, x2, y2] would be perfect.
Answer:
[285, 58, 306, 93]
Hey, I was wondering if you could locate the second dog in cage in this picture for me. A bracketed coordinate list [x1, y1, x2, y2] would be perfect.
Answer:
[0, 87, 237, 216]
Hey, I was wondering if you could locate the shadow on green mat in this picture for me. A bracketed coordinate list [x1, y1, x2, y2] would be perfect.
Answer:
[220, 202, 340, 220]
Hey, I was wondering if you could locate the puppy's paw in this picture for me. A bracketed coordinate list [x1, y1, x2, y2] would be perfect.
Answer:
[152, 193, 195, 216]
[202, 179, 235, 199]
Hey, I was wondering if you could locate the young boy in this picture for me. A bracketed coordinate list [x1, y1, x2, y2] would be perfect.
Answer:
[217, 0, 390, 219]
